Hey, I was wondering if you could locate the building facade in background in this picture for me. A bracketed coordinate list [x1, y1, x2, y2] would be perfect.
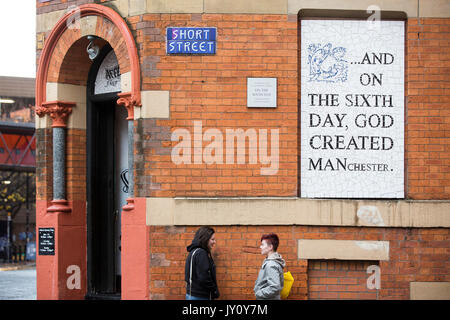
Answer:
[35, 0, 449, 300]
[0, 76, 36, 262]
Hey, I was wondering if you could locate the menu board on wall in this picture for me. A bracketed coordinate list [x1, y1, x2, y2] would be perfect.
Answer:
[38, 228, 55, 255]
[300, 20, 405, 198]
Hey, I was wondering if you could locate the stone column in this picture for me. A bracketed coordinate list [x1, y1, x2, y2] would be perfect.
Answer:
[117, 92, 140, 211]
[36, 101, 75, 213]
[127, 120, 134, 198]
[53, 127, 66, 200]
[116, 91, 148, 300]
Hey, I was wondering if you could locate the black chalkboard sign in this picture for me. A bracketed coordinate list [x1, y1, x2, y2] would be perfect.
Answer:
[38, 228, 55, 255]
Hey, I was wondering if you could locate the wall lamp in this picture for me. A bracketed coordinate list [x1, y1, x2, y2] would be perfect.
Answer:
[87, 35, 99, 61]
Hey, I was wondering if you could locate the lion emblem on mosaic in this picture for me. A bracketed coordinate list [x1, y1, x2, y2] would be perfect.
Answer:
[307, 43, 348, 83]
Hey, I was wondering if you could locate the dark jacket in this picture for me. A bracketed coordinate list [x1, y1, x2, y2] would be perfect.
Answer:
[185, 240, 219, 299]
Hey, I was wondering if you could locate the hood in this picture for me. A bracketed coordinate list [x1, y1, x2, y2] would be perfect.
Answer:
[186, 239, 203, 252]
[265, 252, 286, 269]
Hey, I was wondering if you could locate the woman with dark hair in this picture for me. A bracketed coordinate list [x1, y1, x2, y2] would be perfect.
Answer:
[185, 226, 220, 300]
[254, 233, 285, 300]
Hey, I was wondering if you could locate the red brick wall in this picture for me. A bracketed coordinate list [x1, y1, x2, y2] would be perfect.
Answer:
[34, 4, 450, 301]
[127, 15, 450, 199]
[148, 225, 449, 300]
[35, 11, 450, 200]
[131, 13, 298, 197]
[66, 129, 86, 201]
[44, 16, 129, 86]
[57, 37, 94, 86]
[36, 0, 94, 14]
[308, 260, 379, 300]
[406, 18, 450, 200]
[46, 27, 83, 84]
[35, 129, 86, 202]
[36, 128, 52, 201]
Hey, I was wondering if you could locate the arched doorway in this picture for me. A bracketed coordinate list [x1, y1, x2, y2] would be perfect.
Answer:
[35, 4, 142, 300]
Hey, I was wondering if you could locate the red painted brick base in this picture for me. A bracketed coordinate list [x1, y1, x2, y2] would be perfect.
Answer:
[148, 225, 449, 300]
[308, 260, 379, 300]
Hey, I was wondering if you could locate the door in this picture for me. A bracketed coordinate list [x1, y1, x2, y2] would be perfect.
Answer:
[86, 44, 126, 299]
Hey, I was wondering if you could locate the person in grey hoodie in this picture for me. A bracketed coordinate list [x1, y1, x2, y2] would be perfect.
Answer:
[254, 233, 286, 300]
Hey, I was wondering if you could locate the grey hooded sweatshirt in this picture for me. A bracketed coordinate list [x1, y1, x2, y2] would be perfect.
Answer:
[254, 252, 286, 300]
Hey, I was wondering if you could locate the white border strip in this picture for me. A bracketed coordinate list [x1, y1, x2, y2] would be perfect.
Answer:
[298, 239, 390, 260]
[146, 197, 450, 227]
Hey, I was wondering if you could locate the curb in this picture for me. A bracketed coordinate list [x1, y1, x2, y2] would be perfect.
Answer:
[0, 264, 36, 272]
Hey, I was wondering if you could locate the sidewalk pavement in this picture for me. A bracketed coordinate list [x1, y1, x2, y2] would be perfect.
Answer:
[0, 262, 36, 272]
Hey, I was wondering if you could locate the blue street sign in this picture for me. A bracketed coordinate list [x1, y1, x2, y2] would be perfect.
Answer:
[166, 27, 216, 55]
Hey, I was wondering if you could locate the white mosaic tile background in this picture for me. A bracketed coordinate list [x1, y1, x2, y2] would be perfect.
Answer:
[300, 20, 405, 198]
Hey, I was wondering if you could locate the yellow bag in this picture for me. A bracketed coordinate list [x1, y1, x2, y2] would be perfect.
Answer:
[281, 271, 294, 299]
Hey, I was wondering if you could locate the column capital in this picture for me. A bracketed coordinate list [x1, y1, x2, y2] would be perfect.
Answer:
[36, 101, 76, 128]
[117, 92, 141, 120]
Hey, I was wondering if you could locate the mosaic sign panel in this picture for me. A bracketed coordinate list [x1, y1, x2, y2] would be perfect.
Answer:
[300, 20, 405, 198]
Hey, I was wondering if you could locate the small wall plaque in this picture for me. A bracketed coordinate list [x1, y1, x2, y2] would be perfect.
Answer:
[247, 78, 277, 108]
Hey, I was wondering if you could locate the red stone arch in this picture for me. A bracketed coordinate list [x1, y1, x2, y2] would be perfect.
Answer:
[35, 4, 144, 300]
[36, 3, 141, 112]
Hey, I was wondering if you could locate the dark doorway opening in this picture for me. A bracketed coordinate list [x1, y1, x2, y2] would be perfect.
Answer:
[86, 44, 124, 300]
